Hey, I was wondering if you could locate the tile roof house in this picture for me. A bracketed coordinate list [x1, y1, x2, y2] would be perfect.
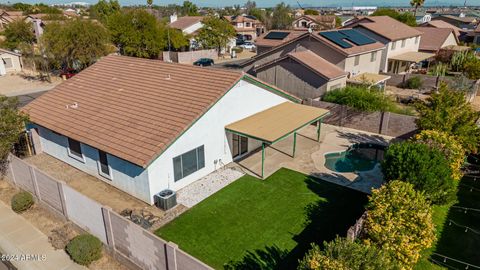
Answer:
[0, 48, 22, 75]
[224, 15, 265, 41]
[345, 16, 427, 74]
[432, 15, 478, 29]
[419, 20, 465, 38]
[255, 30, 308, 54]
[0, 10, 25, 30]
[292, 15, 337, 31]
[414, 27, 458, 53]
[242, 29, 385, 98]
[168, 14, 204, 35]
[23, 55, 308, 204]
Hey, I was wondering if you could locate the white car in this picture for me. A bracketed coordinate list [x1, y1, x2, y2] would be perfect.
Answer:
[241, 42, 256, 50]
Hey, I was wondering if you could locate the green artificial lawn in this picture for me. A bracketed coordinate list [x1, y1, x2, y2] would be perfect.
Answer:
[155, 168, 367, 269]
[416, 175, 480, 269]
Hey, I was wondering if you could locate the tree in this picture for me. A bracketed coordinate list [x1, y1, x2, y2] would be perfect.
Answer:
[181, 1, 199, 16]
[363, 181, 436, 269]
[146, 0, 153, 8]
[372, 8, 417, 26]
[413, 130, 465, 181]
[244, 0, 257, 14]
[271, 2, 293, 30]
[304, 9, 319, 16]
[196, 16, 236, 54]
[108, 9, 166, 58]
[41, 19, 111, 70]
[463, 58, 480, 80]
[89, 0, 121, 23]
[298, 237, 400, 270]
[416, 83, 480, 153]
[2, 20, 36, 50]
[382, 141, 457, 205]
[0, 96, 28, 175]
[410, 0, 425, 17]
[163, 27, 190, 51]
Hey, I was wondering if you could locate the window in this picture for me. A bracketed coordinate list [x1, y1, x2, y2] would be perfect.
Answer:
[370, 51, 377, 62]
[67, 138, 83, 161]
[401, 39, 406, 48]
[173, 145, 205, 181]
[354, 55, 360, 66]
[391, 41, 396, 50]
[415, 36, 419, 44]
[245, 22, 251, 27]
[3, 58, 12, 68]
[98, 150, 111, 179]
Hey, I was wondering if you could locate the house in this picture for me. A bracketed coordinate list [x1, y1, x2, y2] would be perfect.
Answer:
[0, 10, 25, 30]
[431, 15, 478, 29]
[255, 50, 348, 100]
[168, 14, 204, 35]
[0, 49, 22, 75]
[255, 30, 308, 54]
[292, 15, 337, 31]
[224, 15, 265, 41]
[414, 27, 458, 53]
[22, 55, 329, 204]
[242, 29, 386, 98]
[346, 16, 428, 74]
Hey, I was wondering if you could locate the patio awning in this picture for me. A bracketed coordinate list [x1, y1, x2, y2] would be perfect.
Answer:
[348, 73, 391, 86]
[225, 102, 329, 144]
[389, 52, 435, 63]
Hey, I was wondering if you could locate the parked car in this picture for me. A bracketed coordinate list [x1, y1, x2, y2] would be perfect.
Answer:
[241, 42, 256, 50]
[236, 39, 245, 46]
[60, 68, 78, 79]
[193, 58, 214, 67]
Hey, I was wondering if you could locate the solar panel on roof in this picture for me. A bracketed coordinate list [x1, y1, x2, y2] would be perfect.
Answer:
[264, 31, 290, 40]
[319, 32, 353, 48]
[340, 29, 376, 46]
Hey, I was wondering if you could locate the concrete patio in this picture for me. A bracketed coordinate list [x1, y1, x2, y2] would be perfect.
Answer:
[234, 124, 393, 193]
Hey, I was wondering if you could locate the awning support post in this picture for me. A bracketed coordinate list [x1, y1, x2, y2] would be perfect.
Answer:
[317, 120, 322, 142]
[261, 142, 265, 179]
[292, 132, 297, 158]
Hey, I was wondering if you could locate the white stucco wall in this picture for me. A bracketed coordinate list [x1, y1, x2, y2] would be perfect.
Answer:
[0, 52, 22, 74]
[441, 32, 458, 48]
[147, 79, 290, 202]
[35, 125, 152, 202]
[344, 49, 384, 76]
[183, 22, 203, 35]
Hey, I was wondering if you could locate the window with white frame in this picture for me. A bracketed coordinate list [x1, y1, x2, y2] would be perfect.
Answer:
[173, 145, 205, 181]
[354, 55, 360, 66]
[3, 58, 12, 68]
[67, 138, 84, 161]
[401, 39, 406, 48]
[370, 51, 377, 62]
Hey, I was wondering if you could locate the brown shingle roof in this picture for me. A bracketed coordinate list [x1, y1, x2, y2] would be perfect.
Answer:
[439, 15, 477, 24]
[255, 30, 308, 48]
[355, 16, 423, 41]
[414, 27, 456, 52]
[305, 15, 336, 23]
[168, 16, 203, 30]
[23, 55, 249, 167]
[287, 50, 347, 80]
[420, 20, 464, 37]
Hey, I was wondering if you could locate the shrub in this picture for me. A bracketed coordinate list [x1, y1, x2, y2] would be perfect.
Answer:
[416, 83, 480, 153]
[11, 191, 34, 213]
[413, 130, 465, 180]
[232, 47, 243, 54]
[404, 76, 423, 89]
[382, 141, 457, 205]
[363, 181, 436, 269]
[66, 234, 102, 266]
[298, 237, 400, 270]
[463, 58, 480, 80]
[322, 85, 397, 112]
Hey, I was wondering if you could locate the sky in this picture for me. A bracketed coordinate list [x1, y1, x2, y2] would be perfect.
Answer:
[0, 0, 478, 8]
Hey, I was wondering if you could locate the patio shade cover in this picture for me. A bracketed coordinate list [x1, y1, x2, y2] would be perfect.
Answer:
[225, 102, 329, 144]
[389, 51, 435, 63]
[348, 73, 391, 85]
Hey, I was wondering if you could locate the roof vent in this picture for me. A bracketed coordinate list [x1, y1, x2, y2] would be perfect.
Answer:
[165, 74, 171, 80]
[65, 102, 78, 109]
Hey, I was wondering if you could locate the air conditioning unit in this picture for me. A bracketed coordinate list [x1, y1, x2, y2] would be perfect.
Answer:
[154, 189, 177, 210]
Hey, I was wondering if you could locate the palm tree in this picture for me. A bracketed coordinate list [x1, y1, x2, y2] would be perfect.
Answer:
[147, 0, 153, 8]
[410, 0, 425, 17]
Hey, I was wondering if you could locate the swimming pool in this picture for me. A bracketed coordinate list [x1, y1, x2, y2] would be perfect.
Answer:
[324, 143, 386, 173]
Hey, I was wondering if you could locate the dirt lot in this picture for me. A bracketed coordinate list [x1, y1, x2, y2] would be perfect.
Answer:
[0, 180, 129, 270]
[0, 73, 61, 96]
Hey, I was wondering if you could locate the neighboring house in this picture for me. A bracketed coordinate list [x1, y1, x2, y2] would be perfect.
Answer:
[0, 49, 22, 75]
[419, 20, 465, 39]
[255, 30, 308, 54]
[242, 29, 386, 98]
[431, 15, 478, 29]
[168, 14, 204, 35]
[22, 55, 314, 204]
[0, 10, 25, 30]
[292, 15, 337, 31]
[414, 27, 458, 53]
[224, 15, 265, 40]
[255, 50, 348, 100]
[346, 16, 426, 74]
[24, 14, 50, 40]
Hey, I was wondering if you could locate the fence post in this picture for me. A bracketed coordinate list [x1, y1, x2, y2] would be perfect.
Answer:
[7, 155, 17, 186]
[165, 242, 178, 270]
[57, 181, 69, 219]
[101, 207, 116, 250]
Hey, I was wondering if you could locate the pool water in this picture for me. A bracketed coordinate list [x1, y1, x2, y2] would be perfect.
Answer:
[324, 143, 386, 173]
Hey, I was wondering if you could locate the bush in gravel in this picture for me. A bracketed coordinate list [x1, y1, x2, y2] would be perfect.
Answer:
[11, 191, 34, 213]
[404, 76, 423, 89]
[66, 234, 102, 266]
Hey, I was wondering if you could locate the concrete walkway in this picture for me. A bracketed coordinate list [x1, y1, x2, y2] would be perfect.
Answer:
[0, 201, 85, 270]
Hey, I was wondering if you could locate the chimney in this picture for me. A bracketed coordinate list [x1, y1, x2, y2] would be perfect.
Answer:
[170, 13, 178, 23]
